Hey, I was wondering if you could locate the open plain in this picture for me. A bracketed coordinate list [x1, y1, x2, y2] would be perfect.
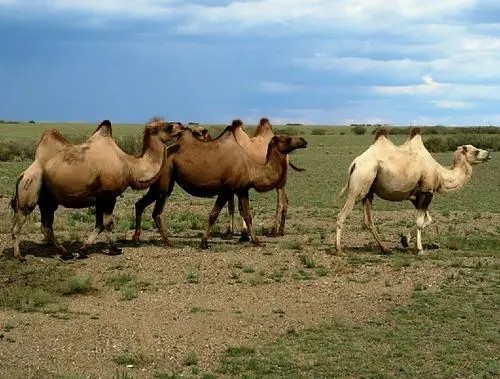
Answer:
[0, 122, 498, 378]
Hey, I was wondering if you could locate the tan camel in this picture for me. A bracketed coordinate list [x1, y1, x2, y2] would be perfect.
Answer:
[336, 128, 491, 254]
[8, 118, 184, 261]
[132, 120, 307, 248]
[189, 118, 305, 237]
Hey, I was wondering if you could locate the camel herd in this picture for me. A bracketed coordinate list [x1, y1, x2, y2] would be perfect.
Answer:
[4, 118, 491, 262]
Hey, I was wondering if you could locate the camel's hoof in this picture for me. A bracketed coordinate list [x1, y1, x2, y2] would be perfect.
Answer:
[427, 242, 440, 250]
[380, 247, 392, 255]
[132, 233, 141, 243]
[17, 256, 27, 263]
[238, 233, 250, 242]
[108, 247, 122, 256]
[200, 239, 209, 250]
[252, 239, 266, 247]
[59, 253, 75, 261]
[76, 252, 89, 260]
[400, 234, 411, 248]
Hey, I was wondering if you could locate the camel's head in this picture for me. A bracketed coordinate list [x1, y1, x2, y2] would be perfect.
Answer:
[147, 119, 185, 142]
[269, 135, 308, 154]
[458, 145, 492, 165]
[190, 126, 210, 141]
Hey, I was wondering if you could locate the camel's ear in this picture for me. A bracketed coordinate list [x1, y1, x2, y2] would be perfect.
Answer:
[270, 136, 279, 145]
[461, 145, 468, 154]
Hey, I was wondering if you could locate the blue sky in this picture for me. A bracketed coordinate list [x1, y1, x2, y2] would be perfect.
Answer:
[1, 0, 500, 126]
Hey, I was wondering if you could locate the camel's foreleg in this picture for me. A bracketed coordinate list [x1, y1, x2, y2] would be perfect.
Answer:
[414, 192, 433, 254]
[201, 193, 230, 249]
[237, 196, 250, 241]
[237, 191, 263, 246]
[79, 194, 120, 258]
[151, 192, 171, 246]
[271, 187, 288, 236]
[133, 185, 158, 243]
[226, 194, 235, 236]
[362, 194, 390, 254]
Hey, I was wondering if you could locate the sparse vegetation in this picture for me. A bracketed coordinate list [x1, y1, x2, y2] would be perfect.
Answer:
[0, 121, 498, 378]
[61, 275, 93, 295]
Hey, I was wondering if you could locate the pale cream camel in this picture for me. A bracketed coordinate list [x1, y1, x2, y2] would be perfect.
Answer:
[336, 128, 491, 254]
[8, 119, 184, 261]
[132, 120, 308, 248]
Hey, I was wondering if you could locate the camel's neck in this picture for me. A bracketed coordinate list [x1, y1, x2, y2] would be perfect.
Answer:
[128, 134, 166, 189]
[437, 154, 473, 194]
[251, 147, 287, 192]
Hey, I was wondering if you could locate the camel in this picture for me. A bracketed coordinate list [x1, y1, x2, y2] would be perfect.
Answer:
[336, 127, 491, 254]
[8, 118, 184, 261]
[189, 118, 305, 237]
[131, 120, 308, 248]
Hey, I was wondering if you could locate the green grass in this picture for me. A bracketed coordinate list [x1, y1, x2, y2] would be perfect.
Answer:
[0, 122, 498, 378]
[216, 262, 499, 378]
[0, 260, 73, 312]
[61, 275, 93, 295]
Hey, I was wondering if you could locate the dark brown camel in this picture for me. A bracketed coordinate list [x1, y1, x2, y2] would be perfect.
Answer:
[188, 119, 305, 237]
[132, 120, 308, 248]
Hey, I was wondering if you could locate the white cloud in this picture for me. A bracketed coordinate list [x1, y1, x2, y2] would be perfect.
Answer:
[374, 75, 449, 95]
[433, 100, 475, 109]
[257, 81, 303, 94]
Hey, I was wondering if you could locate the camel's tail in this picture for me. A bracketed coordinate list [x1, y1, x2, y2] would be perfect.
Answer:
[289, 161, 305, 172]
[339, 162, 356, 198]
[10, 174, 23, 212]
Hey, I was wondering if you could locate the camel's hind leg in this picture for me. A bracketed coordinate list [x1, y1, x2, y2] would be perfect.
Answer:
[237, 190, 263, 246]
[11, 211, 28, 262]
[201, 192, 230, 249]
[362, 193, 390, 254]
[39, 193, 71, 259]
[10, 163, 43, 261]
[336, 163, 377, 254]
[272, 187, 288, 236]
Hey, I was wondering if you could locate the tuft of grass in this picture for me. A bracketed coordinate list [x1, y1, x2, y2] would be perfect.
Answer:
[112, 369, 134, 379]
[186, 270, 200, 284]
[112, 354, 139, 366]
[61, 275, 92, 295]
[121, 284, 138, 301]
[299, 254, 316, 268]
[106, 273, 135, 290]
[182, 351, 198, 366]
[281, 240, 303, 251]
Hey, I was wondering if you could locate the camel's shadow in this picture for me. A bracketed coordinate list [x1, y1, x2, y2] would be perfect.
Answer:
[1, 240, 114, 260]
[0, 234, 257, 260]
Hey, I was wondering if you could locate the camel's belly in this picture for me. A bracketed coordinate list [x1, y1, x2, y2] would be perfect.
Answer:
[57, 196, 97, 209]
[372, 179, 413, 202]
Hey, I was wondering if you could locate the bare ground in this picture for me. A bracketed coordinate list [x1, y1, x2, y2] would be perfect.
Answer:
[0, 197, 498, 378]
